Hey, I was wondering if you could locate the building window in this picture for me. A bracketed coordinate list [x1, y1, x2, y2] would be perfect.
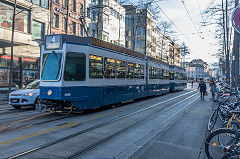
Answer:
[42, 0, 49, 9]
[72, 21, 76, 34]
[104, 0, 109, 6]
[80, 24, 83, 36]
[32, 20, 45, 40]
[33, 0, 41, 6]
[93, 0, 98, 5]
[80, 3, 84, 15]
[0, 2, 30, 33]
[72, 0, 76, 12]
[87, 8, 90, 18]
[92, 11, 96, 21]
[53, 14, 59, 28]
[92, 29, 96, 37]
[63, 0, 67, 8]
[63, 17, 67, 31]
[53, 0, 59, 3]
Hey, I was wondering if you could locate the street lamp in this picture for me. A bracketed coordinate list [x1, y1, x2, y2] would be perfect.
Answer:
[9, 0, 17, 95]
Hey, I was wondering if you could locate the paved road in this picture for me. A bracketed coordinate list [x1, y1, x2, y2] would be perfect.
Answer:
[0, 83, 212, 159]
[77, 83, 212, 159]
[130, 93, 211, 159]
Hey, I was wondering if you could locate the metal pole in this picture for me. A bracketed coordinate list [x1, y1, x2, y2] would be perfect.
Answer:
[50, 0, 52, 34]
[66, 0, 69, 34]
[222, 0, 226, 75]
[234, 0, 240, 90]
[19, 57, 23, 89]
[9, 0, 17, 95]
[144, 10, 147, 55]
[226, 0, 230, 84]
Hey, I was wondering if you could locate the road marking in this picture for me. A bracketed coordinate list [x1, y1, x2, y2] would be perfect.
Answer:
[161, 96, 200, 124]
[0, 112, 115, 146]
[0, 90, 195, 147]
[185, 110, 210, 115]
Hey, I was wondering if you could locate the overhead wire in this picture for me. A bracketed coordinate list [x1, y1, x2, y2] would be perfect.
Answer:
[179, 0, 202, 39]
[196, 0, 205, 26]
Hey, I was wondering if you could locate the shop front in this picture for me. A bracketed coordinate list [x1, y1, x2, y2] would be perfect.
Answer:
[0, 55, 40, 89]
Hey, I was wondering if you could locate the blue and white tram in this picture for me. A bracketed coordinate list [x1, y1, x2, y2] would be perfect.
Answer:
[169, 65, 187, 92]
[39, 34, 170, 112]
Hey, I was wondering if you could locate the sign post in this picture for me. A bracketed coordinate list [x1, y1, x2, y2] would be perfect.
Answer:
[232, 1, 240, 90]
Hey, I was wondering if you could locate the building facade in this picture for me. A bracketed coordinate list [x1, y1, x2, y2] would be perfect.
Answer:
[0, 0, 50, 87]
[186, 59, 211, 81]
[50, 0, 86, 36]
[124, 5, 180, 65]
[87, 0, 125, 46]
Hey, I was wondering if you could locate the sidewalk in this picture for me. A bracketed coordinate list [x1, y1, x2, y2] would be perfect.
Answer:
[129, 88, 212, 159]
[0, 93, 8, 101]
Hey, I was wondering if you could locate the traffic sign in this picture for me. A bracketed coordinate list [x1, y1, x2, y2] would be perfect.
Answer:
[232, 4, 240, 33]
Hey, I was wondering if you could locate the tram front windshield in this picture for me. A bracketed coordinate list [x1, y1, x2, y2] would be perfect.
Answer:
[41, 53, 62, 80]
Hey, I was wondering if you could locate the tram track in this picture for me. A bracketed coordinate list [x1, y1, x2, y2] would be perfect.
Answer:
[0, 114, 76, 133]
[6, 91, 198, 159]
[0, 90, 194, 134]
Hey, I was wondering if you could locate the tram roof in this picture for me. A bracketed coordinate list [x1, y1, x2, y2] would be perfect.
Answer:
[45, 34, 168, 66]
[169, 65, 186, 71]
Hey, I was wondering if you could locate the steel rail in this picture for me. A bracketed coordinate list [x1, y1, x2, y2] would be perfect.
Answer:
[68, 95, 199, 159]
[7, 90, 196, 159]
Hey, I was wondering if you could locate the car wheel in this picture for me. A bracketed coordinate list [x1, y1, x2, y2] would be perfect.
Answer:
[12, 105, 21, 110]
[34, 97, 40, 109]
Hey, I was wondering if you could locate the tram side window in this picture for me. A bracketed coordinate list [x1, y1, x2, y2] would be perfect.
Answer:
[159, 69, 163, 79]
[175, 72, 179, 80]
[116, 60, 126, 78]
[163, 69, 169, 80]
[64, 52, 86, 81]
[183, 74, 187, 80]
[166, 70, 169, 80]
[148, 66, 152, 79]
[152, 67, 156, 79]
[169, 71, 174, 80]
[104, 57, 115, 78]
[140, 65, 144, 79]
[89, 54, 103, 78]
[127, 62, 134, 78]
[154, 68, 159, 79]
[134, 64, 141, 79]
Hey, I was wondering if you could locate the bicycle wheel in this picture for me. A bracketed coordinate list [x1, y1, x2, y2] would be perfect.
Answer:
[218, 106, 228, 122]
[221, 153, 240, 159]
[208, 109, 218, 131]
[205, 128, 236, 159]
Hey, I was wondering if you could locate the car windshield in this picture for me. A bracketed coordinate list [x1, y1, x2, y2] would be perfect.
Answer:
[41, 53, 62, 80]
[24, 80, 39, 89]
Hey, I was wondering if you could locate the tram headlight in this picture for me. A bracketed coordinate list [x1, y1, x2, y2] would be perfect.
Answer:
[24, 92, 35, 96]
[47, 90, 52, 96]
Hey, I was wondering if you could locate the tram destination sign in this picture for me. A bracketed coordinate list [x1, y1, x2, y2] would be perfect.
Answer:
[45, 35, 62, 50]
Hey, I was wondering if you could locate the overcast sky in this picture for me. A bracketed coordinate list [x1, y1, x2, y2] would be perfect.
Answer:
[155, 0, 220, 66]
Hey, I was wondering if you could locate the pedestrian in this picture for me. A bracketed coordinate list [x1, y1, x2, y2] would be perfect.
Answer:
[198, 78, 207, 100]
[191, 80, 194, 88]
[210, 80, 216, 100]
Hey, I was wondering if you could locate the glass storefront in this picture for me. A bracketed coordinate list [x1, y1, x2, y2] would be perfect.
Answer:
[0, 55, 40, 88]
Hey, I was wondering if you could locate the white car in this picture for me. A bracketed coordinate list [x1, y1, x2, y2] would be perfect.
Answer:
[9, 80, 40, 109]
